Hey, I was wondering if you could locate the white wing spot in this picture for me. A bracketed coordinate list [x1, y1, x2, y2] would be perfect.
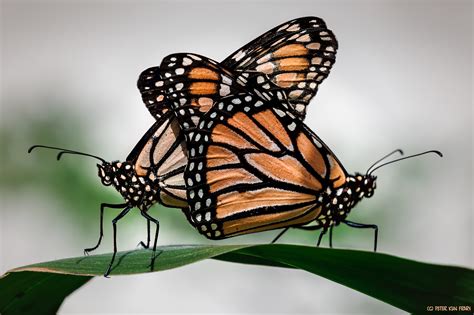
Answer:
[289, 33, 299, 40]
[233, 50, 246, 61]
[257, 53, 272, 64]
[182, 57, 192, 66]
[296, 34, 311, 42]
[219, 84, 230, 96]
[295, 104, 305, 112]
[189, 54, 202, 60]
[306, 43, 321, 50]
[288, 122, 296, 131]
[277, 23, 290, 32]
[287, 24, 300, 32]
[274, 108, 286, 117]
[222, 75, 232, 85]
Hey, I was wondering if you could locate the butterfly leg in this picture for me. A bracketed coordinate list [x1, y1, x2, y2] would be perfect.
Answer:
[140, 211, 160, 268]
[343, 220, 378, 252]
[84, 203, 127, 255]
[329, 225, 336, 248]
[271, 227, 290, 244]
[104, 206, 132, 278]
[316, 229, 327, 247]
[138, 219, 151, 249]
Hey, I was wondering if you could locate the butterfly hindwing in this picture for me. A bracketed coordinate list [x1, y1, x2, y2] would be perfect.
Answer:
[158, 53, 249, 131]
[183, 92, 348, 239]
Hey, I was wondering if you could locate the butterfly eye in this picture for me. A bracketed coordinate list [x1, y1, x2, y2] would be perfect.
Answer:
[101, 177, 112, 186]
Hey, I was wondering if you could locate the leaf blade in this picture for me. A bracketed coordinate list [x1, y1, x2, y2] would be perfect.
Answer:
[1, 244, 473, 315]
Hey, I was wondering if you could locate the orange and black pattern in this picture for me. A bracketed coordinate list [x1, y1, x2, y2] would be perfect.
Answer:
[156, 53, 295, 131]
[180, 89, 350, 239]
[125, 112, 188, 208]
[132, 17, 340, 215]
[222, 16, 338, 119]
[137, 16, 338, 121]
[157, 53, 248, 132]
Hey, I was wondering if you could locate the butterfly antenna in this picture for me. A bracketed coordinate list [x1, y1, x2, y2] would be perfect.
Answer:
[366, 149, 404, 175]
[368, 150, 443, 175]
[28, 145, 106, 163]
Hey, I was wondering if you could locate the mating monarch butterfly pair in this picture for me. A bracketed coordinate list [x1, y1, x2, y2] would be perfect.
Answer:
[29, 16, 441, 277]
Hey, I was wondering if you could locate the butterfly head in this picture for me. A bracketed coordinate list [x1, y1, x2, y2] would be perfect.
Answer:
[97, 161, 135, 187]
[316, 173, 377, 229]
[347, 173, 377, 199]
[97, 161, 153, 207]
[97, 161, 114, 186]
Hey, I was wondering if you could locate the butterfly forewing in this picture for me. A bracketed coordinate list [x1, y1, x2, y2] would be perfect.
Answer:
[182, 92, 348, 239]
[137, 66, 170, 120]
[137, 17, 338, 121]
[127, 113, 188, 208]
[222, 16, 338, 118]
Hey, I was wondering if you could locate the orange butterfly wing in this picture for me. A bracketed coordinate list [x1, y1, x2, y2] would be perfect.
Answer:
[181, 93, 347, 239]
[222, 16, 338, 118]
[126, 113, 188, 208]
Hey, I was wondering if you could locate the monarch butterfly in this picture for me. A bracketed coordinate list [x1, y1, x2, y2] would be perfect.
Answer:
[29, 16, 339, 276]
[162, 53, 442, 250]
[28, 115, 186, 276]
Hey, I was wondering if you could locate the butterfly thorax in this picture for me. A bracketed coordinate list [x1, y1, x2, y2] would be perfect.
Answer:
[97, 161, 158, 211]
[314, 173, 377, 230]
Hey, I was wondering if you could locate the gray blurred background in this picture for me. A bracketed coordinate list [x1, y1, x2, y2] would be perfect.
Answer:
[1, 0, 472, 314]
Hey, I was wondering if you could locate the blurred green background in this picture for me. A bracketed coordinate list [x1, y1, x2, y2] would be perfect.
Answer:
[1, 0, 471, 314]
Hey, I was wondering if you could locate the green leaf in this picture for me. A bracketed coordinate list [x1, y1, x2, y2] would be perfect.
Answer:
[0, 272, 91, 315]
[1, 244, 472, 315]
